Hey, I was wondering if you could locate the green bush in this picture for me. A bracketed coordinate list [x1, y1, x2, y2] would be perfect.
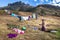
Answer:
[0, 10, 6, 15]
[12, 11, 19, 14]
[7, 24, 20, 29]
[55, 28, 60, 40]
[40, 9, 46, 16]
[0, 10, 19, 15]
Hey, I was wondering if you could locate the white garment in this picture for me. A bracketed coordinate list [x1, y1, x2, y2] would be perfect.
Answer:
[51, 30, 57, 33]
[22, 16, 29, 20]
[32, 13, 36, 19]
[5, 10, 8, 12]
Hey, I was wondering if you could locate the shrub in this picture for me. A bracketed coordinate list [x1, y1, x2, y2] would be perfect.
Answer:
[7, 24, 20, 29]
[0, 10, 6, 15]
[0, 10, 19, 15]
[55, 28, 60, 40]
[12, 11, 19, 14]
[40, 9, 46, 16]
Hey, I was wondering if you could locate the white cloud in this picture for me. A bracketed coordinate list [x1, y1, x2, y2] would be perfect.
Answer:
[46, 0, 48, 2]
[51, 0, 60, 6]
[34, 0, 37, 2]
[36, 3, 39, 5]
[35, 0, 60, 6]
[51, 3, 60, 6]
[25, 1, 28, 4]
[48, 1, 52, 4]
[39, 0, 44, 4]
[55, 0, 60, 3]
[40, 0, 44, 2]
[52, 0, 56, 3]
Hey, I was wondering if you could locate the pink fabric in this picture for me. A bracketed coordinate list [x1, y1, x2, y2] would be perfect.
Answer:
[20, 31, 24, 34]
[17, 29, 21, 34]
[13, 28, 18, 32]
[13, 28, 24, 34]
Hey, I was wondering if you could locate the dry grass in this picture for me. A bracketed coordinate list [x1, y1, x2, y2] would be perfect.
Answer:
[0, 13, 60, 40]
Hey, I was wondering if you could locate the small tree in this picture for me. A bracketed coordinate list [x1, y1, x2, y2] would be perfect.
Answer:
[40, 9, 46, 16]
[55, 12, 57, 16]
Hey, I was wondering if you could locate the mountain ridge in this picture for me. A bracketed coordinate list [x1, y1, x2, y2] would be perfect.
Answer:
[0, 1, 60, 16]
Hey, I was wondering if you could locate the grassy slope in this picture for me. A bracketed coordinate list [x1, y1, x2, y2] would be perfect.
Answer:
[0, 12, 60, 40]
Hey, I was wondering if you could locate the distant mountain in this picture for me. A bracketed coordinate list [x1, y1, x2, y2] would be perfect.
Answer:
[30, 4, 60, 16]
[0, 1, 60, 16]
[0, 1, 34, 11]
[37, 4, 60, 10]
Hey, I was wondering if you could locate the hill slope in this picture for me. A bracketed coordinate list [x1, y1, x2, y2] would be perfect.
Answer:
[30, 4, 60, 16]
[0, 15, 60, 40]
[0, 1, 60, 16]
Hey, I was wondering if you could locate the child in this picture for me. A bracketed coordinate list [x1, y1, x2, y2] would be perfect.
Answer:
[41, 19, 45, 31]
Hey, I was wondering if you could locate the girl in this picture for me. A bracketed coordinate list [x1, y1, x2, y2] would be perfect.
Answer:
[41, 19, 46, 31]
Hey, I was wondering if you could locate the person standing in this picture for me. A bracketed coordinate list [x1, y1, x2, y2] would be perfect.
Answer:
[41, 19, 46, 31]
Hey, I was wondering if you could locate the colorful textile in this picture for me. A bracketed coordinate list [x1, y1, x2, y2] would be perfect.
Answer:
[32, 13, 36, 19]
[7, 33, 17, 38]
[5, 10, 8, 12]
[33, 27, 38, 30]
[22, 26, 26, 31]
[28, 16, 31, 20]
[11, 13, 18, 18]
[17, 16, 22, 20]
[22, 16, 29, 20]
[17, 16, 29, 21]
[41, 26, 45, 31]
[13, 28, 25, 34]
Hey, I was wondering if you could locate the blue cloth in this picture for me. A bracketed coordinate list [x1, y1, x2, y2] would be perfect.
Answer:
[32, 27, 38, 30]
[11, 13, 18, 18]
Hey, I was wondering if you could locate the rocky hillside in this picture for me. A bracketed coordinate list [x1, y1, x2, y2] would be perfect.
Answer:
[0, 1, 60, 16]
[0, 1, 33, 11]
[31, 4, 60, 16]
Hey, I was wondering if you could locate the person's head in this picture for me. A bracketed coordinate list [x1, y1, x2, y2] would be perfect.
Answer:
[42, 19, 44, 22]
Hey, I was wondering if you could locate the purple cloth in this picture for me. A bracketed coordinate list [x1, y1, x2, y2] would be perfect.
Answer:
[28, 16, 30, 20]
[33, 27, 38, 30]
[7, 33, 17, 38]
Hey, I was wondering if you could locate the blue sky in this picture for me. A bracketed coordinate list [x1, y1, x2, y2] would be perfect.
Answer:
[0, 0, 60, 7]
